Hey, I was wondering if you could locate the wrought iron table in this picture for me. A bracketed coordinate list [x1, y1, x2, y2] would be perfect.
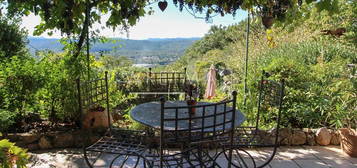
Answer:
[130, 101, 245, 131]
[130, 101, 247, 167]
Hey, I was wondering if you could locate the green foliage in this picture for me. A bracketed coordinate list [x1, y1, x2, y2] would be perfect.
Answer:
[99, 55, 133, 70]
[0, 109, 15, 133]
[0, 56, 41, 113]
[255, 41, 356, 128]
[3, 0, 148, 36]
[0, 0, 354, 133]
[35, 51, 86, 122]
[0, 139, 29, 168]
[171, 1, 356, 129]
[0, 17, 28, 60]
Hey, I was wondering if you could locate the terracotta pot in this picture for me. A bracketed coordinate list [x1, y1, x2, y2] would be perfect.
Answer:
[186, 100, 197, 115]
[339, 128, 357, 157]
[262, 16, 274, 29]
[82, 109, 112, 129]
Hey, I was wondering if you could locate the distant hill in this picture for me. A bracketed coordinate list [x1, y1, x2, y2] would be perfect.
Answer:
[27, 37, 200, 65]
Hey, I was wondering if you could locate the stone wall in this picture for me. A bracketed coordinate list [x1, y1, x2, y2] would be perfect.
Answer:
[2, 130, 104, 151]
[257, 127, 341, 146]
[0, 127, 342, 151]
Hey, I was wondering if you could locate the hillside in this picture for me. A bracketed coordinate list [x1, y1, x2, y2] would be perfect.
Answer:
[27, 37, 200, 65]
[168, 0, 356, 128]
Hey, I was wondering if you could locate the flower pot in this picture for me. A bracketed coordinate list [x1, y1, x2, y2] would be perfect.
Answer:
[262, 16, 274, 29]
[186, 100, 197, 115]
[339, 128, 357, 157]
[83, 107, 112, 129]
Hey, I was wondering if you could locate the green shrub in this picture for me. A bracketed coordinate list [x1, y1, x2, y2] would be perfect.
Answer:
[0, 56, 42, 120]
[0, 17, 28, 60]
[0, 110, 15, 133]
[245, 41, 357, 128]
[0, 139, 29, 168]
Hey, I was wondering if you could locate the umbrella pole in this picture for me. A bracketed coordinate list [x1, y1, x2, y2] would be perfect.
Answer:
[243, 12, 250, 106]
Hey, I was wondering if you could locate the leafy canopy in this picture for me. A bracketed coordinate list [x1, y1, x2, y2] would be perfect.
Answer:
[0, 0, 315, 37]
[0, 0, 335, 60]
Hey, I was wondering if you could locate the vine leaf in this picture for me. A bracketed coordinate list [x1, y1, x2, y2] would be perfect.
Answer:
[158, 1, 168, 12]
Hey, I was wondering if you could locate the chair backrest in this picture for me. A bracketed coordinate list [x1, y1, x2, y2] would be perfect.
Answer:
[159, 91, 237, 148]
[255, 71, 285, 130]
[117, 68, 187, 95]
[77, 71, 111, 131]
[147, 68, 187, 93]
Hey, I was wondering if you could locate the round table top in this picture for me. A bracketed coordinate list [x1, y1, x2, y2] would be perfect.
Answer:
[130, 101, 245, 132]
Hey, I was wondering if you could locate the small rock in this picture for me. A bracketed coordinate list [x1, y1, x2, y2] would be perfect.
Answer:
[330, 130, 340, 145]
[20, 133, 40, 144]
[267, 128, 291, 145]
[256, 129, 268, 137]
[27, 143, 40, 151]
[53, 133, 74, 148]
[306, 133, 316, 146]
[279, 128, 292, 145]
[316, 127, 331, 146]
[303, 128, 313, 133]
[291, 130, 306, 145]
[39, 136, 52, 149]
[6, 133, 20, 142]
[14, 141, 27, 148]
[257, 129, 273, 144]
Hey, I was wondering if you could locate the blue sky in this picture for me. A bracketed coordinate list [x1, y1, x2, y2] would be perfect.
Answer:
[21, 1, 247, 40]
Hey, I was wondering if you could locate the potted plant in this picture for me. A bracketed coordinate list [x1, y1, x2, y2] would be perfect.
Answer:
[258, 0, 292, 29]
[82, 105, 112, 129]
[185, 81, 199, 115]
[339, 128, 357, 157]
[260, 6, 275, 29]
[338, 64, 357, 157]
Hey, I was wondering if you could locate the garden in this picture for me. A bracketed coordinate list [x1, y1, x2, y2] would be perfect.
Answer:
[0, 0, 356, 167]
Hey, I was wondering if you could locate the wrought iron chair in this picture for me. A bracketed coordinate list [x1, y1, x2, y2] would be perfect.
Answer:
[229, 70, 285, 168]
[143, 91, 238, 168]
[117, 68, 188, 100]
[77, 72, 149, 168]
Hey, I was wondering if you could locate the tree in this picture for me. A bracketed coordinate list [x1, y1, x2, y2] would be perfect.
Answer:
[100, 55, 133, 70]
[0, 17, 28, 60]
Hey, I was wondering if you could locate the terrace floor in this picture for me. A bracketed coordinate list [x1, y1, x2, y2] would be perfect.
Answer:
[27, 145, 357, 168]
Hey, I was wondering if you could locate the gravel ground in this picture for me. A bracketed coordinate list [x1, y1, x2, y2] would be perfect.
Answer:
[26, 146, 357, 168]
[27, 148, 86, 168]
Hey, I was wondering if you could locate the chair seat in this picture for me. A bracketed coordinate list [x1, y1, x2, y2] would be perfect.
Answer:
[86, 136, 147, 154]
[86, 129, 149, 155]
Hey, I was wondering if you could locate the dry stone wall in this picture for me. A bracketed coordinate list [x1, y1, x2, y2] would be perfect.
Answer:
[0, 127, 341, 151]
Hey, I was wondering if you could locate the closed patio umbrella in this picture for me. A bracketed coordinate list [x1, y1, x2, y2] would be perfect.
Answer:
[204, 64, 217, 99]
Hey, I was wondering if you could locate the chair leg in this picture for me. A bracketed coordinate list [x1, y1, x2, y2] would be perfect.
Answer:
[83, 148, 102, 168]
[110, 154, 126, 168]
[214, 148, 256, 168]
[110, 154, 147, 168]
[229, 148, 256, 168]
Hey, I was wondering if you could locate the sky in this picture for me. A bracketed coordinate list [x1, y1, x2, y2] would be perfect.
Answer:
[21, 2, 247, 40]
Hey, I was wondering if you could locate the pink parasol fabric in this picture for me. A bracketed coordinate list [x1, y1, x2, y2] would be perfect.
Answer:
[204, 65, 217, 99]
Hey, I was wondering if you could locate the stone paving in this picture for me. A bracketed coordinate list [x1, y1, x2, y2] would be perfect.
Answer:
[27, 146, 357, 168]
